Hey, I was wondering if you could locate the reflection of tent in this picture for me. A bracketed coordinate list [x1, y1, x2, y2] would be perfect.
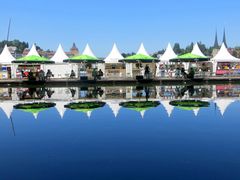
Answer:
[120, 43, 159, 63]
[170, 100, 209, 115]
[0, 45, 16, 64]
[0, 101, 15, 119]
[14, 102, 56, 119]
[13, 44, 54, 64]
[55, 101, 67, 118]
[51, 44, 69, 63]
[105, 100, 122, 117]
[104, 43, 123, 64]
[119, 101, 160, 118]
[161, 100, 174, 117]
[64, 101, 106, 118]
[214, 99, 235, 116]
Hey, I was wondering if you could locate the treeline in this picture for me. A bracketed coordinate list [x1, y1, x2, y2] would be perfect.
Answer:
[0, 40, 29, 54]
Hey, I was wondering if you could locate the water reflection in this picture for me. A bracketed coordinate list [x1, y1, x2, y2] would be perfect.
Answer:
[0, 84, 239, 120]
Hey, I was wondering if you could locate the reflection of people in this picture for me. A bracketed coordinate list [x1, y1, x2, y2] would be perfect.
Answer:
[46, 69, 53, 80]
[97, 69, 103, 80]
[70, 70, 76, 78]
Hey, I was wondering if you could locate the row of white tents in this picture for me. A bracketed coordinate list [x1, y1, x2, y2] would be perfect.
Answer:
[0, 98, 237, 120]
[0, 42, 240, 65]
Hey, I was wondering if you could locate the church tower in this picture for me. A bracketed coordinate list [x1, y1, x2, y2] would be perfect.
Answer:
[223, 28, 228, 48]
[70, 43, 79, 56]
[213, 31, 219, 49]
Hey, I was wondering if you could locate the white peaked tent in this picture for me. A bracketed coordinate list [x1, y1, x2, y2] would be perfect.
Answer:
[160, 43, 177, 63]
[51, 44, 69, 63]
[106, 100, 122, 117]
[0, 45, 16, 64]
[104, 43, 123, 64]
[0, 101, 15, 119]
[191, 43, 206, 57]
[212, 43, 240, 62]
[161, 100, 174, 117]
[214, 98, 235, 116]
[55, 101, 67, 118]
[137, 43, 150, 56]
[27, 44, 40, 57]
[82, 44, 96, 58]
[86, 111, 92, 118]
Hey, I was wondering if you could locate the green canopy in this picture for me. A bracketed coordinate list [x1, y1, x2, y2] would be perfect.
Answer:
[170, 53, 209, 62]
[64, 55, 103, 63]
[119, 101, 160, 112]
[12, 55, 54, 64]
[169, 100, 210, 110]
[14, 102, 56, 117]
[64, 101, 106, 113]
[119, 54, 159, 63]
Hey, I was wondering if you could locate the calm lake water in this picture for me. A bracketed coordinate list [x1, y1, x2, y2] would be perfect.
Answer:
[0, 84, 240, 180]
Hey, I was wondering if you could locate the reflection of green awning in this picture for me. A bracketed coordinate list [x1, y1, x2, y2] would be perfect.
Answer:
[170, 53, 209, 62]
[169, 100, 210, 110]
[64, 55, 102, 63]
[119, 101, 160, 112]
[14, 102, 56, 115]
[120, 54, 159, 63]
[13, 55, 54, 64]
[64, 101, 106, 113]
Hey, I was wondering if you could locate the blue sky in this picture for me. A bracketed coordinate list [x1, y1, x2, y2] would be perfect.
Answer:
[0, 0, 240, 56]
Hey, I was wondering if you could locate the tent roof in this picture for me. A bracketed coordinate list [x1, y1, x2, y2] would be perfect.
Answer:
[160, 43, 177, 62]
[0, 101, 15, 119]
[104, 43, 123, 64]
[106, 100, 122, 117]
[215, 99, 235, 116]
[121, 43, 157, 62]
[82, 44, 96, 58]
[211, 43, 240, 62]
[0, 45, 16, 64]
[191, 43, 206, 57]
[51, 44, 69, 63]
[27, 44, 40, 57]
[14, 44, 53, 63]
[55, 101, 67, 118]
[161, 100, 174, 117]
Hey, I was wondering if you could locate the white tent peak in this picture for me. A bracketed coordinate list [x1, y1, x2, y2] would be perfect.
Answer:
[0, 101, 15, 119]
[137, 43, 149, 56]
[33, 112, 39, 119]
[140, 110, 145, 119]
[104, 43, 123, 63]
[212, 43, 240, 62]
[87, 111, 92, 118]
[193, 108, 200, 116]
[27, 44, 40, 57]
[0, 44, 16, 64]
[106, 100, 121, 117]
[82, 44, 96, 58]
[191, 43, 206, 57]
[51, 44, 69, 63]
[160, 43, 177, 62]
[215, 99, 235, 116]
[161, 100, 174, 117]
[55, 101, 66, 118]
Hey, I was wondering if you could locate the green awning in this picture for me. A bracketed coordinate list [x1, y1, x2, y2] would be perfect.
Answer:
[120, 54, 159, 63]
[64, 101, 106, 113]
[12, 55, 54, 64]
[170, 53, 209, 62]
[119, 101, 160, 112]
[169, 100, 210, 110]
[14, 102, 56, 114]
[64, 55, 103, 63]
